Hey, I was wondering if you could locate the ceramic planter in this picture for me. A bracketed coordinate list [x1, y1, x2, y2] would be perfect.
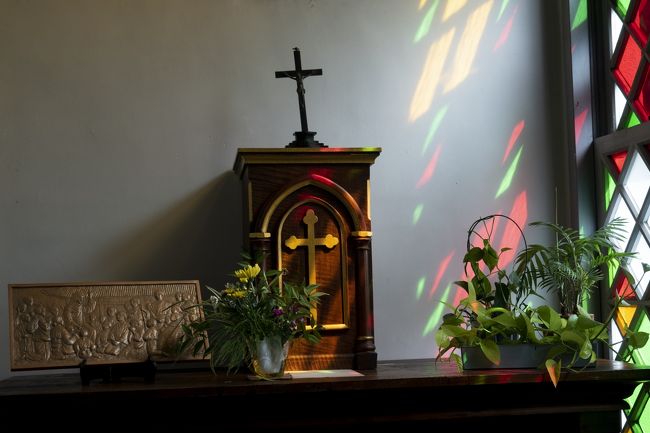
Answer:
[461, 343, 595, 369]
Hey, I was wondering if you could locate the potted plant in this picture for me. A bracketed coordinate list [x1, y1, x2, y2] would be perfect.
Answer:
[176, 256, 325, 379]
[435, 215, 648, 387]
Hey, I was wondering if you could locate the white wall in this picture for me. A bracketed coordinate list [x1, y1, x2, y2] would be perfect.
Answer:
[0, 0, 570, 379]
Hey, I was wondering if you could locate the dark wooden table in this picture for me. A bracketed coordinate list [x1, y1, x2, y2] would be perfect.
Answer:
[0, 359, 648, 432]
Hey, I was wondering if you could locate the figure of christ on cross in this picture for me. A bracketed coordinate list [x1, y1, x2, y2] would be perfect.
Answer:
[284, 209, 339, 321]
[275, 47, 326, 147]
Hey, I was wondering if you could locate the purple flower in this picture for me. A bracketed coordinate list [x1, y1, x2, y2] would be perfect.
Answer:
[272, 306, 284, 317]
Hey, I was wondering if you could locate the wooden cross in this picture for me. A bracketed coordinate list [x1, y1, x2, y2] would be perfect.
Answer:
[285, 209, 339, 319]
[275, 47, 325, 147]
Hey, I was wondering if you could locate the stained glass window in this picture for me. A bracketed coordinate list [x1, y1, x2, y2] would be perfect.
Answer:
[594, 2, 650, 432]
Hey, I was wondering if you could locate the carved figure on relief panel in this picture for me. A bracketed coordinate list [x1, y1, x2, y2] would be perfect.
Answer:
[147, 290, 170, 325]
[50, 316, 75, 359]
[15, 301, 35, 360]
[143, 318, 160, 356]
[32, 304, 52, 361]
[127, 317, 147, 358]
[105, 311, 130, 356]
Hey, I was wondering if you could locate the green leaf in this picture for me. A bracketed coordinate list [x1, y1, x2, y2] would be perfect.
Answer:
[440, 324, 470, 338]
[560, 329, 586, 350]
[435, 329, 450, 347]
[628, 331, 650, 349]
[483, 244, 499, 271]
[489, 310, 517, 328]
[536, 305, 562, 331]
[479, 339, 500, 366]
[454, 280, 469, 292]
[545, 358, 561, 388]
[464, 247, 484, 263]
[450, 353, 463, 372]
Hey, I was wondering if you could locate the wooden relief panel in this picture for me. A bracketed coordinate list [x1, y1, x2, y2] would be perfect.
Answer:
[9, 281, 203, 370]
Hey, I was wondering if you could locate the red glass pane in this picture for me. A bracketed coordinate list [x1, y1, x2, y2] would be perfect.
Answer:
[614, 34, 643, 95]
[631, 0, 650, 45]
[611, 150, 629, 174]
[634, 64, 650, 120]
[613, 273, 638, 300]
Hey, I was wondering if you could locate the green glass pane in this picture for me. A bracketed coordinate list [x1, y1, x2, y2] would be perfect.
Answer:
[616, 0, 631, 18]
[638, 398, 650, 431]
[605, 170, 616, 213]
[627, 383, 644, 415]
[628, 111, 642, 128]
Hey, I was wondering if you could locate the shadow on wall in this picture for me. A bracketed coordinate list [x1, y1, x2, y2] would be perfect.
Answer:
[92, 171, 243, 296]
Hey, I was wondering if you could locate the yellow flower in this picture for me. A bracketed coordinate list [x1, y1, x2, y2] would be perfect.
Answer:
[229, 290, 247, 299]
[234, 264, 261, 283]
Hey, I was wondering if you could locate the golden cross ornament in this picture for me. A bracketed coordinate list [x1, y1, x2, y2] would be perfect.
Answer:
[285, 209, 339, 320]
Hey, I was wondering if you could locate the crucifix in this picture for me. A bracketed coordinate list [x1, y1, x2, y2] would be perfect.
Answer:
[275, 47, 326, 148]
[285, 209, 339, 319]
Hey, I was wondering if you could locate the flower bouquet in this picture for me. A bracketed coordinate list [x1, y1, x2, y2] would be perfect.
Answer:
[177, 259, 325, 378]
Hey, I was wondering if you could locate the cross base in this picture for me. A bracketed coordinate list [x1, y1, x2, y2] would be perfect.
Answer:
[287, 131, 327, 148]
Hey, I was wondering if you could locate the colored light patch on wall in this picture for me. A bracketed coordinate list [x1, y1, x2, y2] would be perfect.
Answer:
[502, 120, 524, 163]
[497, 191, 528, 268]
[443, 0, 494, 94]
[412, 203, 425, 225]
[571, 0, 587, 30]
[419, 0, 428, 10]
[422, 284, 451, 336]
[574, 108, 588, 144]
[416, 276, 427, 300]
[495, 146, 523, 198]
[442, 0, 468, 22]
[497, 0, 509, 21]
[493, 5, 517, 51]
[409, 29, 456, 123]
[428, 251, 455, 299]
[416, 145, 443, 188]
[422, 105, 448, 154]
[414, 0, 440, 43]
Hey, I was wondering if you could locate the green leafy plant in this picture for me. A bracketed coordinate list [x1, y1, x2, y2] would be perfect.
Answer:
[435, 215, 649, 387]
[176, 258, 325, 374]
[515, 217, 634, 316]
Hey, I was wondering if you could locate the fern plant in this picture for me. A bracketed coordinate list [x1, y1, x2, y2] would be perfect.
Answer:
[515, 217, 633, 316]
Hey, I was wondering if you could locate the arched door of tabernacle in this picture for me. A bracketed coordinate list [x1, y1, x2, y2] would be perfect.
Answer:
[234, 148, 380, 370]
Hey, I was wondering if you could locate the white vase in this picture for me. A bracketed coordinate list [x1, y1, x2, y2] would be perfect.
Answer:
[251, 335, 290, 379]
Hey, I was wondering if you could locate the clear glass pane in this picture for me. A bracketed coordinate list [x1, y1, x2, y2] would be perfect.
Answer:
[623, 152, 650, 213]
[612, 8, 624, 56]
[629, 235, 650, 298]
[612, 319, 623, 355]
[616, 84, 628, 126]
[608, 194, 636, 252]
